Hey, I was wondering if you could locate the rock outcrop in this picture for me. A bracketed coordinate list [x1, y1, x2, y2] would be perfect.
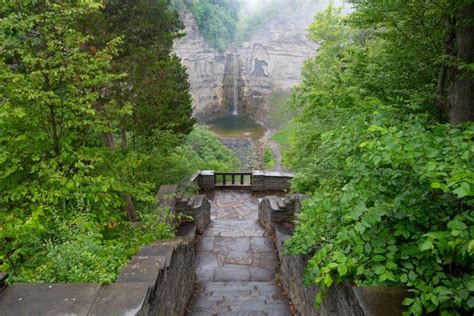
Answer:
[238, 2, 320, 123]
[173, 12, 228, 122]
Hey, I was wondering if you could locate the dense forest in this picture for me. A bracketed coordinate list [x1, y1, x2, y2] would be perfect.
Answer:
[283, 2, 473, 315]
[0, 0, 237, 283]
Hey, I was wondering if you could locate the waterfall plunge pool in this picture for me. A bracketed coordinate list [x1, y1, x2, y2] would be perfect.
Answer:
[206, 114, 267, 144]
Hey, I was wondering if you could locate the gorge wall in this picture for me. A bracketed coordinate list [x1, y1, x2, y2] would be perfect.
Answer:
[237, 1, 319, 124]
[173, 2, 326, 124]
[173, 12, 228, 122]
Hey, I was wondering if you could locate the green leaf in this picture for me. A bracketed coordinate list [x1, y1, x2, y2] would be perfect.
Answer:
[420, 239, 433, 251]
[373, 255, 385, 262]
[337, 264, 348, 276]
[467, 297, 474, 309]
[453, 182, 471, 198]
[402, 298, 414, 306]
[373, 265, 385, 275]
[400, 274, 408, 283]
[447, 219, 467, 231]
[364, 243, 372, 254]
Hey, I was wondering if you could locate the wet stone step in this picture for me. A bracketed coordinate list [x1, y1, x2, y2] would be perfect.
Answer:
[188, 312, 291, 316]
[188, 282, 290, 314]
[203, 221, 266, 238]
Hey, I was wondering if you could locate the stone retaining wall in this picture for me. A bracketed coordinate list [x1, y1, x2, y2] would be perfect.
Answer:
[192, 170, 294, 192]
[175, 194, 211, 234]
[0, 224, 197, 316]
[156, 183, 211, 234]
[258, 196, 409, 316]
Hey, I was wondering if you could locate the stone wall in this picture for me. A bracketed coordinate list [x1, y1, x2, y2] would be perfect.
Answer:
[156, 183, 212, 234]
[192, 170, 294, 192]
[175, 194, 211, 234]
[251, 171, 294, 191]
[0, 224, 197, 316]
[258, 196, 410, 316]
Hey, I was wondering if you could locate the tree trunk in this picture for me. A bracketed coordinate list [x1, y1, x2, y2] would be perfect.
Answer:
[122, 193, 138, 221]
[436, 63, 448, 117]
[102, 129, 138, 221]
[450, 6, 474, 124]
[120, 128, 128, 149]
[436, 22, 456, 119]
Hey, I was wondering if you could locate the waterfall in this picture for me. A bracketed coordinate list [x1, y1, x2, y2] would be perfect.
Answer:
[232, 53, 239, 115]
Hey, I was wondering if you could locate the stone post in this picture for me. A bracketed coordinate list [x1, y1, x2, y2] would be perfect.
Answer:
[198, 170, 215, 191]
[252, 170, 265, 191]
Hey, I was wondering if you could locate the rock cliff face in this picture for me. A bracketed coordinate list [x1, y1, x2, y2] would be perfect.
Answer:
[173, 12, 228, 122]
[238, 2, 319, 123]
[174, 4, 322, 124]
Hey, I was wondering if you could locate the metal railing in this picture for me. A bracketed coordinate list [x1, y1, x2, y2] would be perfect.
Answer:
[214, 172, 252, 187]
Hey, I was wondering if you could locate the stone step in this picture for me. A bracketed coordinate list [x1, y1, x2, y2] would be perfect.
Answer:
[203, 221, 265, 238]
[187, 282, 291, 315]
[188, 311, 291, 316]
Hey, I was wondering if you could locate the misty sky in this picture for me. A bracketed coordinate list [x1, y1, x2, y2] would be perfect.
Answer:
[239, 0, 349, 15]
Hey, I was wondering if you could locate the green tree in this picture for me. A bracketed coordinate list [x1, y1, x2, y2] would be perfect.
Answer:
[350, 0, 474, 123]
[0, 0, 133, 279]
[172, 0, 240, 50]
[285, 6, 473, 315]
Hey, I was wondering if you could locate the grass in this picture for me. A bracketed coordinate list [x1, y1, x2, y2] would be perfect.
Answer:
[263, 147, 275, 170]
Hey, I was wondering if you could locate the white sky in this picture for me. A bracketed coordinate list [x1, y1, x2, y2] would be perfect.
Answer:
[240, 0, 348, 14]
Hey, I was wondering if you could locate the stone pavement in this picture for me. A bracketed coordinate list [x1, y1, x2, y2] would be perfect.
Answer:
[187, 191, 291, 315]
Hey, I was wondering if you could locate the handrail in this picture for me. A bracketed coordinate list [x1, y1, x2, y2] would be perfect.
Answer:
[214, 172, 252, 187]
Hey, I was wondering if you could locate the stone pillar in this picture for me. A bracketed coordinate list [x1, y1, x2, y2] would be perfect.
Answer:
[252, 170, 265, 191]
[258, 195, 298, 235]
[175, 195, 211, 234]
[198, 170, 215, 191]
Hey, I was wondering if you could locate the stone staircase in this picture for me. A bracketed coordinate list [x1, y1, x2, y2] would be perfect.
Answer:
[186, 191, 291, 316]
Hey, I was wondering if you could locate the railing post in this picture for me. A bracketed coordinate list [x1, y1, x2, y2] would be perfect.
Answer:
[251, 171, 264, 191]
[199, 170, 215, 191]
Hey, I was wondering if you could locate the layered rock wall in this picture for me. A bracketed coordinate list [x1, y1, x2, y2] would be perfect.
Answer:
[238, 2, 320, 123]
[173, 12, 228, 121]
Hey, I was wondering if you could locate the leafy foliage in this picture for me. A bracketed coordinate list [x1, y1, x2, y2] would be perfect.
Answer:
[285, 6, 474, 315]
[0, 0, 236, 284]
[172, 0, 239, 50]
[263, 147, 275, 170]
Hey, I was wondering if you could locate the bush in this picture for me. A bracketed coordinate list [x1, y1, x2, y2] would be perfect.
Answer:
[284, 6, 474, 315]
[263, 147, 275, 170]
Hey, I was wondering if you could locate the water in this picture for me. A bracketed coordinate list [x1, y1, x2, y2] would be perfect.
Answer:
[232, 53, 239, 115]
[206, 114, 266, 144]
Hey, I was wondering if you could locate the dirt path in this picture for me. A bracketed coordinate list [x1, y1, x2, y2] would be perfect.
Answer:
[267, 140, 282, 171]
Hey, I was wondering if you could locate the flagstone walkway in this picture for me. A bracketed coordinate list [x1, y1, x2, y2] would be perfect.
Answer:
[187, 191, 291, 315]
